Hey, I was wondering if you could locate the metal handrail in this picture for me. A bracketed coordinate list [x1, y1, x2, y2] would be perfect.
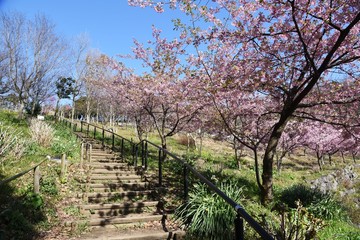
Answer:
[63, 119, 273, 239]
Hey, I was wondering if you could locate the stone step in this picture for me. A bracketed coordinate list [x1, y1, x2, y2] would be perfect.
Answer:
[87, 213, 164, 226]
[90, 162, 130, 167]
[82, 201, 159, 217]
[100, 230, 186, 240]
[76, 227, 186, 240]
[90, 171, 140, 176]
[85, 190, 155, 203]
[81, 201, 159, 210]
[88, 182, 149, 192]
[91, 169, 138, 174]
[90, 174, 142, 180]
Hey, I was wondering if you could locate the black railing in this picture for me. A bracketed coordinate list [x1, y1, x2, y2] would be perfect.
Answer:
[63, 119, 273, 240]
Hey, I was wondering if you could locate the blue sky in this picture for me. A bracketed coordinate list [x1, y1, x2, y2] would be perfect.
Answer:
[0, 0, 185, 69]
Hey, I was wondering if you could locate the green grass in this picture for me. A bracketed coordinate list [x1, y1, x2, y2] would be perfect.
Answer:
[0, 110, 83, 239]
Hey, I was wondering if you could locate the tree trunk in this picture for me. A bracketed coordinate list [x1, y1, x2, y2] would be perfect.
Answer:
[198, 128, 203, 157]
[352, 152, 357, 163]
[55, 98, 60, 122]
[71, 96, 76, 123]
[316, 151, 323, 171]
[261, 115, 289, 205]
[86, 98, 90, 123]
[341, 152, 346, 163]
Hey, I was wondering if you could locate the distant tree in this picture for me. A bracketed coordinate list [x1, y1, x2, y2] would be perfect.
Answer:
[55, 77, 75, 121]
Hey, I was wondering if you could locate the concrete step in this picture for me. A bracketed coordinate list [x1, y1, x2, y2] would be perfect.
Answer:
[85, 191, 155, 203]
[87, 213, 164, 226]
[100, 230, 186, 240]
[90, 174, 142, 180]
[81, 201, 159, 210]
[90, 162, 130, 167]
[88, 182, 149, 192]
[91, 169, 138, 174]
[81, 201, 159, 216]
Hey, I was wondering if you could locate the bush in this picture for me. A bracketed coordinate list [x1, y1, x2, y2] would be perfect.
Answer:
[175, 182, 244, 240]
[29, 119, 54, 147]
[279, 184, 345, 220]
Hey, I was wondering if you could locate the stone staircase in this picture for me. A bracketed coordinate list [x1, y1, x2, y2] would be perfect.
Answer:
[71, 135, 184, 240]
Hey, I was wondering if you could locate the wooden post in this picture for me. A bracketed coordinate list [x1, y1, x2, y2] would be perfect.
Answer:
[60, 154, 67, 179]
[34, 166, 40, 194]
[80, 143, 84, 169]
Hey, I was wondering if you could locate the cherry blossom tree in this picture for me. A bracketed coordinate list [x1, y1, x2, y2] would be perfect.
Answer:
[129, 0, 360, 204]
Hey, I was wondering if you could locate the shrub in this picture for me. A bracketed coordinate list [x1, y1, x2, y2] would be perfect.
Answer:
[279, 184, 345, 220]
[0, 126, 27, 166]
[29, 119, 54, 147]
[175, 182, 244, 240]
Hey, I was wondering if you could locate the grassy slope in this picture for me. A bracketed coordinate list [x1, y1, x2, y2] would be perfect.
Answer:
[0, 110, 83, 239]
[109, 122, 360, 239]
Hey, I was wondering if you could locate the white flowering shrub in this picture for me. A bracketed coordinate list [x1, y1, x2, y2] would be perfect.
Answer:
[29, 119, 54, 147]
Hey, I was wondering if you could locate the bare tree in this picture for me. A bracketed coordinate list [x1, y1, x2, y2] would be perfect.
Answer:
[0, 12, 68, 117]
[69, 33, 89, 122]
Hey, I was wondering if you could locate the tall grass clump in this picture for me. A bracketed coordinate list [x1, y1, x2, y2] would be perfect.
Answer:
[29, 119, 54, 147]
[175, 182, 244, 240]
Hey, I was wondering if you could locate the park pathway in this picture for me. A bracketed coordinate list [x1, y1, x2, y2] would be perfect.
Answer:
[70, 132, 184, 240]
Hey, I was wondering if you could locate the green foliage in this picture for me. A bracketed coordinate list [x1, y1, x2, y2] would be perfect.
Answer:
[41, 177, 58, 196]
[25, 101, 42, 116]
[307, 195, 346, 220]
[279, 184, 345, 221]
[51, 123, 80, 159]
[175, 182, 244, 240]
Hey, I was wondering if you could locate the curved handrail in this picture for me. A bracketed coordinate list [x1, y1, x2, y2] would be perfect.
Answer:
[0, 158, 47, 186]
[64, 119, 273, 239]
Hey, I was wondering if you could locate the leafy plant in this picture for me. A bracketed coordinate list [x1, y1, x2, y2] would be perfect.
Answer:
[175, 182, 244, 240]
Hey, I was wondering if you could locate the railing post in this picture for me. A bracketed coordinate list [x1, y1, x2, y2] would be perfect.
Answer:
[121, 138, 124, 158]
[102, 128, 105, 148]
[34, 166, 40, 194]
[144, 142, 148, 170]
[60, 153, 67, 180]
[183, 165, 189, 201]
[87, 124, 89, 136]
[235, 213, 244, 240]
[158, 149, 163, 187]
[141, 141, 145, 167]
[81, 121, 83, 132]
[134, 145, 138, 167]
[112, 133, 115, 151]
[80, 143, 84, 169]
[93, 126, 96, 139]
